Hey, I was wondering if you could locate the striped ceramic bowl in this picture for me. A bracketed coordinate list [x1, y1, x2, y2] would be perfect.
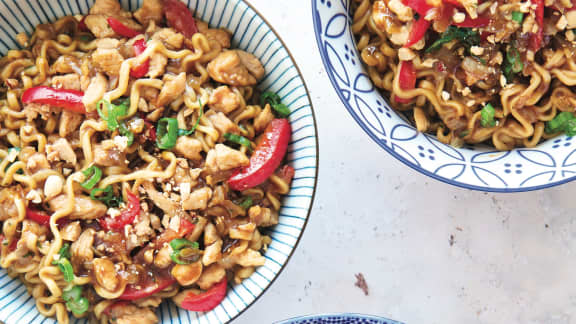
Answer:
[0, 1, 318, 323]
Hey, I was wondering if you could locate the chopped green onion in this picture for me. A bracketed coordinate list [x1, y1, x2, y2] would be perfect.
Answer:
[63, 286, 89, 316]
[54, 257, 74, 282]
[23, 252, 34, 258]
[546, 111, 576, 135]
[156, 117, 179, 150]
[170, 238, 200, 265]
[3, 147, 23, 174]
[239, 196, 253, 209]
[511, 11, 524, 24]
[261, 91, 290, 117]
[59, 243, 71, 259]
[503, 46, 523, 81]
[97, 98, 129, 131]
[426, 26, 480, 54]
[90, 185, 122, 208]
[480, 103, 496, 128]
[458, 130, 470, 138]
[119, 123, 134, 146]
[223, 133, 252, 150]
[81, 166, 102, 190]
[178, 102, 204, 137]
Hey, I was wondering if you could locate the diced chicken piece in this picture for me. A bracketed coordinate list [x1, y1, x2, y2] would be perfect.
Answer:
[248, 206, 278, 227]
[387, 0, 413, 22]
[23, 103, 57, 121]
[182, 187, 212, 210]
[108, 304, 158, 324]
[154, 245, 172, 268]
[61, 221, 81, 241]
[51, 73, 81, 91]
[90, 0, 123, 15]
[134, 0, 164, 25]
[147, 52, 167, 78]
[207, 112, 239, 136]
[174, 136, 203, 161]
[204, 144, 249, 173]
[26, 153, 50, 174]
[229, 222, 256, 241]
[208, 86, 240, 113]
[457, 0, 478, 19]
[203, 223, 219, 245]
[202, 239, 222, 266]
[207, 50, 265, 86]
[92, 41, 124, 76]
[232, 249, 266, 267]
[84, 15, 116, 38]
[0, 186, 22, 221]
[93, 140, 127, 167]
[151, 28, 184, 50]
[197, 263, 226, 290]
[82, 73, 107, 111]
[59, 110, 83, 137]
[71, 228, 95, 265]
[142, 182, 179, 217]
[157, 72, 186, 107]
[48, 195, 107, 220]
[254, 104, 274, 132]
[46, 138, 77, 164]
[93, 258, 120, 291]
[51, 55, 80, 74]
[198, 21, 231, 49]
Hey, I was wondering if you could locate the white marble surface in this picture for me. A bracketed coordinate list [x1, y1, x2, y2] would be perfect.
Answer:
[239, 1, 576, 324]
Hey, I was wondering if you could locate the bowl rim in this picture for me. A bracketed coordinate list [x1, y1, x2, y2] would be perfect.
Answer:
[311, 0, 576, 193]
[273, 313, 404, 324]
[222, 1, 319, 323]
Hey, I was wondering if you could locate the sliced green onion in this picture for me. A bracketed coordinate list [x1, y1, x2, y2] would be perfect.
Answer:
[511, 11, 523, 24]
[56, 258, 74, 282]
[260, 91, 281, 107]
[97, 98, 129, 131]
[59, 243, 71, 259]
[156, 117, 179, 150]
[271, 103, 290, 117]
[119, 123, 134, 146]
[223, 133, 252, 150]
[178, 102, 204, 137]
[503, 46, 523, 81]
[62, 285, 83, 302]
[426, 26, 480, 54]
[90, 185, 122, 208]
[546, 111, 576, 135]
[169, 238, 199, 251]
[67, 297, 89, 316]
[81, 166, 102, 190]
[239, 196, 253, 209]
[480, 103, 496, 128]
[170, 238, 200, 265]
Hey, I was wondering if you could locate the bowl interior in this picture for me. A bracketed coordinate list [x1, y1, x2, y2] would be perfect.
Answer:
[0, 1, 318, 323]
[313, 0, 576, 192]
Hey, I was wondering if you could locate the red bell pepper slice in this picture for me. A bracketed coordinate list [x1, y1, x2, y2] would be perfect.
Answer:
[401, 0, 435, 15]
[143, 119, 157, 142]
[155, 218, 195, 248]
[405, 17, 430, 48]
[395, 61, 417, 104]
[77, 16, 88, 32]
[130, 39, 150, 78]
[163, 0, 199, 38]
[99, 191, 140, 231]
[528, 0, 544, 51]
[119, 275, 176, 300]
[228, 119, 291, 191]
[22, 86, 86, 113]
[180, 278, 227, 312]
[453, 15, 490, 28]
[0, 234, 17, 252]
[26, 208, 50, 226]
[107, 17, 142, 38]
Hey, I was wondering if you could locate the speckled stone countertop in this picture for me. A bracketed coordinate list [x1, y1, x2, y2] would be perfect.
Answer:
[239, 1, 576, 324]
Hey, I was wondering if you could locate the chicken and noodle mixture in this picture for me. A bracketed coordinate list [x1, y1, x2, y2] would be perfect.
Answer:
[353, 0, 576, 149]
[0, 0, 294, 323]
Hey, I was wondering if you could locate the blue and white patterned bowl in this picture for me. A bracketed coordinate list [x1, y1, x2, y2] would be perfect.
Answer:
[275, 313, 404, 324]
[0, 1, 318, 323]
[313, 0, 576, 192]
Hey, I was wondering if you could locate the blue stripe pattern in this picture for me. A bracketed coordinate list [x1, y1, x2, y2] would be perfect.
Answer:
[0, 0, 317, 324]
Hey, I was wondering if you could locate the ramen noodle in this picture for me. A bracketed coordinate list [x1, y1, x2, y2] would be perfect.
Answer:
[0, 0, 295, 323]
[352, 0, 576, 150]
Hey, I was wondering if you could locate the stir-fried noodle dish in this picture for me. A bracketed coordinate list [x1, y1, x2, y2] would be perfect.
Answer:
[0, 0, 295, 323]
[353, 0, 576, 150]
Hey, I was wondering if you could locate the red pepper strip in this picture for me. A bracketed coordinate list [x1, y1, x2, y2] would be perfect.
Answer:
[528, 0, 544, 51]
[180, 278, 227, 312]
[395, 61, 417, 104]
[228, 119, 292, 191]
[453, 15, 491, 28]
[443, 0, 463, 7]
[99, 191, 140, 231]
[26, 208, 50, 226]
[156, 218, 195, 248]
[119, 275, 176, 300]
[0, 234, 17, 252]
[107, 17, 142, 38]
[163, 0, 199, 38]
[77, 16, 88, 32]
[22, 86, 86, 113]
[401, 0, 435, 15]
[130, 39, 150, 78]
[143, 119, 157, 142]
[405, 17, 430, 48]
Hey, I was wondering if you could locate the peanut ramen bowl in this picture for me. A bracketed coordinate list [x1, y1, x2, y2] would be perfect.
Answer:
[0, 0, 317, 323]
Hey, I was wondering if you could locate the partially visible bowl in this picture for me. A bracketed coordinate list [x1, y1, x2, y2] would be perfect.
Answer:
[0, 1, 318, 323]
[276, 313, 404, 324]
[313, 0, 576, 192]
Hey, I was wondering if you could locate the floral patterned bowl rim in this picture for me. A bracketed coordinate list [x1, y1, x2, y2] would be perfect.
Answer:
[312, 0, 576, 192]
[275, 313, 404, 324]
[0, 0, 318, 323]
